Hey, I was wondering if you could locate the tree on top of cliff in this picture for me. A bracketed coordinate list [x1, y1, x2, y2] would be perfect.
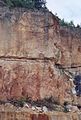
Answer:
[4, 0, 46, 9]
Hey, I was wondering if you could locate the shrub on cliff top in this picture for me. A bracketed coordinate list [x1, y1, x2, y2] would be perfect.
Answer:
[5, 0, 46, 9]
[60, 19, 75, 27]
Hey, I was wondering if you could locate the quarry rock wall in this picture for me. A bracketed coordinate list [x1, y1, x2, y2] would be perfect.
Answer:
[0, 111, 81, 120]
[0, 7, 81, 105]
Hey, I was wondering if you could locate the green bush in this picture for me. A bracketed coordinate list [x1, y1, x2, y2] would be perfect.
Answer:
[5, 0, 46, 9]
[60, 19, 75, 27]
[5, 0, 34, 8]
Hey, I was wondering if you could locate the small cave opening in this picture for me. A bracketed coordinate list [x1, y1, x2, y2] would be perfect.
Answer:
[74, 75, 81, 96]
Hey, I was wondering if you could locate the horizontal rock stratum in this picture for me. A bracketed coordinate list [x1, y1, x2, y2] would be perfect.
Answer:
[0, 111, 81, 120]
[0, 7, 81, 105]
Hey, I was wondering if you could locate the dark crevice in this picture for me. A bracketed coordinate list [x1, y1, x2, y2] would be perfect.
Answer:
[55, 63, 76, 78]
[55, 63, 81, 69]
[0, 56, 55, 61]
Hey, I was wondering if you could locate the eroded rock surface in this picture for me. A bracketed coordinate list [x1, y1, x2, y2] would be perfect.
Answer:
[0, 7, 81, 105]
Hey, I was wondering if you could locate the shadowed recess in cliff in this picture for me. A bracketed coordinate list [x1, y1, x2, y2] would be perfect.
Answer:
[74, 75, 81, 96]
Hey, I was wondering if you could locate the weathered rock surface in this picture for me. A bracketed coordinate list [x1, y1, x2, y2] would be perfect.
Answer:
[0, 102, 80, 120]
[0, 110, 81, 120]
[0, 7, 81, 105]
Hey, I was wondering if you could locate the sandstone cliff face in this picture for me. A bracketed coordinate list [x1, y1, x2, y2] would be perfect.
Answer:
[0, 7, 81, 104]
[0, 111, 81, 120]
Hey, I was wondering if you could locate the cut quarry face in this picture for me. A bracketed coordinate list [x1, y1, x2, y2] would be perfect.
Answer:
[0, 7, 81, 106]
[74, 75, 81, 96]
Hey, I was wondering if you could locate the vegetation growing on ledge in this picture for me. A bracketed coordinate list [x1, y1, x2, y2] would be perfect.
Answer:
[4, 0, 46, 9]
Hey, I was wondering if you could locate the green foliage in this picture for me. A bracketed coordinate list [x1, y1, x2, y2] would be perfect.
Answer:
[5, 0, 46, 9]
[60, 19, 68, 26]
[6, 0, 13, 7]
[60, 19, 75, 27]
[68, 21, 75, 27]
[5, 0, 34, 8]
